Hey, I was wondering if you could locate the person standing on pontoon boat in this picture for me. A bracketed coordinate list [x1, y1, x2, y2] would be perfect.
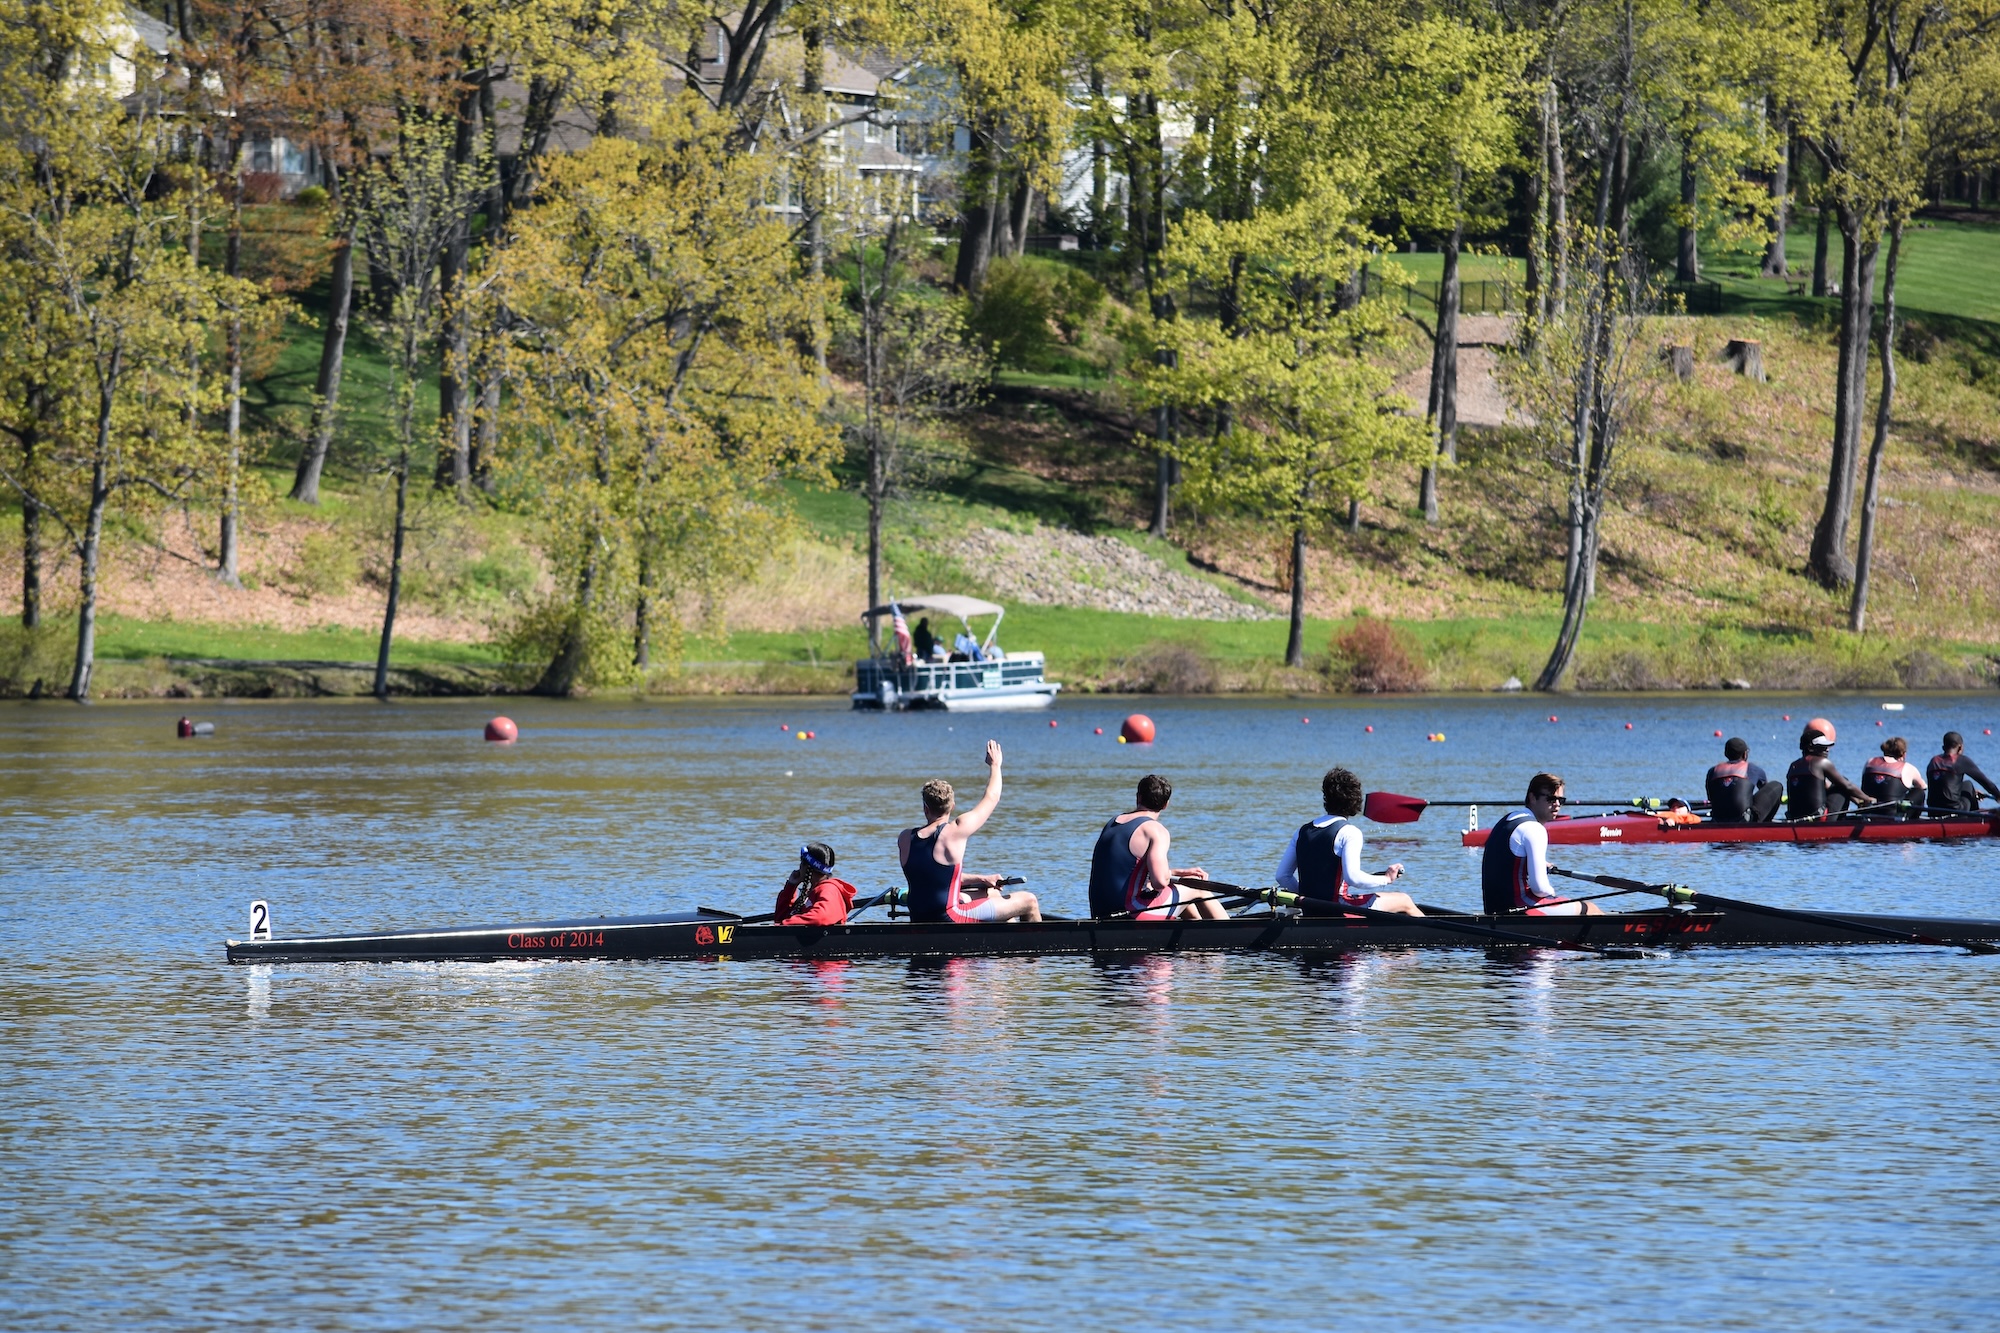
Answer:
[899, 742, 1042, 923]
[1273, 766, 1422, 916]
[1786, 719, 1867, 819]
[1480, 773, 1606, 916]
[1927, 732, 1999, 812]
[1088, 774, 1223, 920]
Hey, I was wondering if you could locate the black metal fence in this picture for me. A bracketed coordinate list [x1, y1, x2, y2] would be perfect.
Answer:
[1359, 267, 1523, 315]
[1360, 266, 1726, 317]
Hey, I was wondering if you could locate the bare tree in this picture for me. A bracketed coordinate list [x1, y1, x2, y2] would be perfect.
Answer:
[1509, 227, 1654, 691]
[839, 212, 987, 653]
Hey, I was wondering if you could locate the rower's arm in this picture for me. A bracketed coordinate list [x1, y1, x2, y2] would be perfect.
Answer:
[1962, 756, 1999, 799]
[1273, 830, 1302, 890]
[1336, 825, 1393, 888]
[953, 740, 1004, 837]
[1517, 822, 1556, 898]
[1829, 763, 1868, 801]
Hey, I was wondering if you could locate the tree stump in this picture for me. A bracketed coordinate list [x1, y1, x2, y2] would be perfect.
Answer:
[1661, 343, 1695, 382]
[1721, 338, 1765, 382]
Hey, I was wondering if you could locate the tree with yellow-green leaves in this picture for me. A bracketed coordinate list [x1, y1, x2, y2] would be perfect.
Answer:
[1137, 174, 1432, 668]
[0, 0, 254, 700]
[475, 98, 838, 696]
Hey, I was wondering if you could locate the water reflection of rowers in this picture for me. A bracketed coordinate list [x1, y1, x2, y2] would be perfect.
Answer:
[899, 741, 1043, 923]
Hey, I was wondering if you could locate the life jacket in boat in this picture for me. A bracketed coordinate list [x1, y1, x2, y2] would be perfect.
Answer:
[1706, 760, 1754, 822]
[1293, 816, 1368, 916]
[1861, 756, 1911, 806]
[901, 823, 966, 923]
[1089, 812, 1158, 918]
[1787, 754, 1844, 819]
[1480, 809, 1537, 914]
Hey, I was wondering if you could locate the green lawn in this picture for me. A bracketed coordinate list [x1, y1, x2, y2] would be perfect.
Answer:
[92, 615, 502, 665]
[1705, 215, 2000, 329]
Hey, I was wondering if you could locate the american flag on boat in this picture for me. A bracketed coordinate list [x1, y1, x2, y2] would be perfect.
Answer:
[890, 602, 913, 664]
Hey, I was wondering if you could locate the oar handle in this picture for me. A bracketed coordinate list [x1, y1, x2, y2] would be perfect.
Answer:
[1201, 882, 1634, 956]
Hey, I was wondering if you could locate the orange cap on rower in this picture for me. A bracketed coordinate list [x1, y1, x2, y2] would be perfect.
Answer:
[1803, 716, 1837, 749]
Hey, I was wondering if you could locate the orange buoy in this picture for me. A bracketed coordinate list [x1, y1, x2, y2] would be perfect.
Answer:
[1121, 714, 1156, 744]
[485, 717, 518, 743]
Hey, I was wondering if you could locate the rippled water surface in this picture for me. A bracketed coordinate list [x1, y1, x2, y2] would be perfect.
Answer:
[5, 693, 2000, 1330]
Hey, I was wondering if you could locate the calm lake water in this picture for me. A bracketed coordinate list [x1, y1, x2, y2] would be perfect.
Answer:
[5, 692, 1999, 1330]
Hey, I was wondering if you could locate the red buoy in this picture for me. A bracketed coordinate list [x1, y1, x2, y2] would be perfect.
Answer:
[1365, 725, 1374, 733]
[1626, 723, 1634, 730]
[1301, 717, 1310, 724]
[1094, 727, 1104, 735]
[485, 717, 518, 743]
[1049, 719, 1058, 727]
[1121, 713, 1156, 744]
[1549, 715, 1559, 723]
[1714, 730, 1723, 737]
[1783, 715, 1791, 721]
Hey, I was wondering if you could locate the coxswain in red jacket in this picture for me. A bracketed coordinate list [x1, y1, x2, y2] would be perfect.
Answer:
[774, 842, 859, 926]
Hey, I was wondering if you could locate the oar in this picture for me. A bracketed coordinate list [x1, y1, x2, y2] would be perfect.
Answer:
[1549, 866, 2000, 956]
[1500, 885, 1657, 913]
[1364, 791, 1693, 824]
[1185, 878, 1654, 958]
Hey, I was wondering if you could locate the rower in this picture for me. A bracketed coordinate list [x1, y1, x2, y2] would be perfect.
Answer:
[774, 843, 860, 925]
[1273, 766, 1422, 916]
[1705, 737, 1779, 823]
[1926, 732, 1999, 813]
[1479, 773, 1606, 916]
[1087, 774, 1224, 920]
[1785, 718, 1866, 819]
[1861, 737, 1927, 815]
[898, 741, 1042, 923]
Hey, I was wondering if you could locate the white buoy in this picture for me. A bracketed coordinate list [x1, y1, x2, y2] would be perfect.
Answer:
[1882, 702, 1905, 711]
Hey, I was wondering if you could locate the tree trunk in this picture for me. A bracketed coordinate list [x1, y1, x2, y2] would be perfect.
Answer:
[1811, 199, 1830, 296]
[1150, 347, 1176, 538]
[20, 427, 40, 628]
[1419, 216, 1461, 524]
[435, 72, 480, 495]
[1676, 122, 1699, 283]
[634, 547, 652, 668]
[1526, 82, 1550, 326]
[1284, 525, 1306, 667]
[1762, 107, 1791, 277]
[1535, 514, 1597, 691]
[952, 136, 996, 294]
[1849, 222, 1902, 633]
[1808, 214, 1879, 588]
[532, 553, 595, 696]
[866, 430, 884, 656]
[70, 353, 119, 703]
[218, 138, 244, 587]
[803, 24, 827, 380]
[292, 163, 352, 504]
[1347, 496, 1360, 533]
[1549, 94, 1569, 313]
[473, 361, 499, 491]
[1089, 68, 1108, 247]
[1007, 179, 1034, 257]
[372, 453, 409, 699]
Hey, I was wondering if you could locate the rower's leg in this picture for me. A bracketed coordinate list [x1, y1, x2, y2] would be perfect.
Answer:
[1372, 891, 1424, 917]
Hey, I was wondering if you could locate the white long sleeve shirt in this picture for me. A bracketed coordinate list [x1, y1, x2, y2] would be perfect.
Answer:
[1274, 817, 1393, 891]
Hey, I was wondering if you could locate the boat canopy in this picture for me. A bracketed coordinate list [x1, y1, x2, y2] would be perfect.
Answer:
[859, 594, 1004, 622]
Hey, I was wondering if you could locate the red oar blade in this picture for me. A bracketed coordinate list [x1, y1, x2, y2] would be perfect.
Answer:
[1363, 791, 1429, 824]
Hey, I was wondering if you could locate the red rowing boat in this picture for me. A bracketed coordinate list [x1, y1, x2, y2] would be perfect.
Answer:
[1460, 811, 2000, 847]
